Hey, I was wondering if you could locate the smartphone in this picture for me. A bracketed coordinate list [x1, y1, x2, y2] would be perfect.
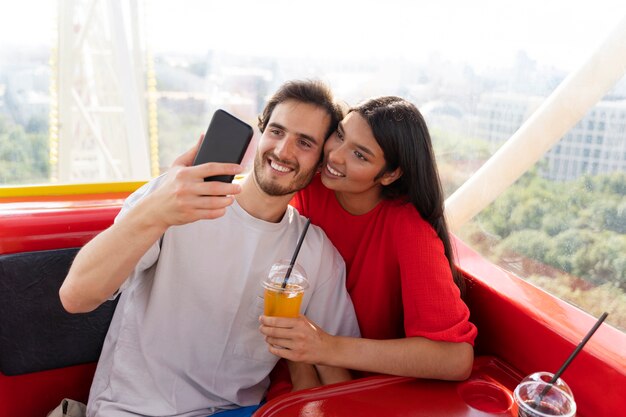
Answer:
[192, 109, 254, 182]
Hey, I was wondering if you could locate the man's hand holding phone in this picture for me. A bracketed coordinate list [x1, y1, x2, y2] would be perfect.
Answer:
[141, 142, 243, 228]
[141, 110, 252, 227]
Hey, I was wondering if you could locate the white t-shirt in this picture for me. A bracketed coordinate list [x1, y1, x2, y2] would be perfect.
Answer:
[87, 178, 360, 417]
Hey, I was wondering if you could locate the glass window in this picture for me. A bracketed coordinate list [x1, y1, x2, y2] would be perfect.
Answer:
[0, 0, 55, 185]
[1, 0, 625, 332]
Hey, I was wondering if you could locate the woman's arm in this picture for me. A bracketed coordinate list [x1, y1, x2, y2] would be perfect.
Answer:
[259, 315, 473, 381]
[329, 335, 473, 381]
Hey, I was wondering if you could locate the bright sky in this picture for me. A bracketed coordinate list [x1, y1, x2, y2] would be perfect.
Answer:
[2, 0, 626, 71]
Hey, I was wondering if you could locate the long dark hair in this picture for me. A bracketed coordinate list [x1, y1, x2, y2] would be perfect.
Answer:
[352, 96, 465, 295]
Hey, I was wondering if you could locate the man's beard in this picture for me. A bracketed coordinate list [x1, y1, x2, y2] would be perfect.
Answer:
[253, 151, 317, 196]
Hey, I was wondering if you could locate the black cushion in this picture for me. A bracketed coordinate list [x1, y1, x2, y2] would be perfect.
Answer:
[0, 248, 117, 375]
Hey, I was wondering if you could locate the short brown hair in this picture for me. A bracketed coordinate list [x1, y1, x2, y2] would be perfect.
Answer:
[258, 80, 343, 140]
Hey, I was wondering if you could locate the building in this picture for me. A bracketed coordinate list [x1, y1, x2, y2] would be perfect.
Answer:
[545, 100, 626, 180]
[473, 92, 543, 150]
[474, 93, 626, 181]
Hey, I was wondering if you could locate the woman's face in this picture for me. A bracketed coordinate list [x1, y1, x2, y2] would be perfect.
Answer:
[321, 112, 399, 208]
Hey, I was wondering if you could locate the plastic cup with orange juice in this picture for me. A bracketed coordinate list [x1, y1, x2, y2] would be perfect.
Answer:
[263, 262, 308, 318]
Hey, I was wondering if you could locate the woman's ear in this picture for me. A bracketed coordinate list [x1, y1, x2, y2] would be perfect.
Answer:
[381, 167, 403, 186]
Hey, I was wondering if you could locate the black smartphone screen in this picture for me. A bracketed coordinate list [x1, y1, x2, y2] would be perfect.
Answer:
[192, 109, 254, 182]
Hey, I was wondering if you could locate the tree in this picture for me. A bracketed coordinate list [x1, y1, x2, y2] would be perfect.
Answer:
[581, 198, 625, 234]
[25, 115, 48, 134]
[474, 169, 625, 284]
[496, 229, 552, 263]
[591, 171, 626, 196]
[541, 212, 573, 236]
[509, 197, 548, 231]
[574, 233, 626, 289]
[545, 229, 595, 273]
[0, 115, 49, 184]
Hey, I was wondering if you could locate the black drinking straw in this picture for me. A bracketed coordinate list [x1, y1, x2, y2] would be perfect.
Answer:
[281, 219, 311, 289]
[537, 312, 609, 402]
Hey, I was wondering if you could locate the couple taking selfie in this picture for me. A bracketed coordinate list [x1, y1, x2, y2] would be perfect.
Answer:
[58, 79, 477, 417]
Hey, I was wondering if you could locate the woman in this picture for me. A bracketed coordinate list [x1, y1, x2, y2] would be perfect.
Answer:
[260, 96, 477, 393]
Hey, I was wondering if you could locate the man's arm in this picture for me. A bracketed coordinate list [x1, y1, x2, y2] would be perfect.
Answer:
[283, 360, 352, 392]
[315, 364, 352, 385]
[59, 143, 243, 313]
[259, 315, 474, 381]
[285, 362, 352, 391]
[286, 361, 322, 391]
[59, 199, 169, 313]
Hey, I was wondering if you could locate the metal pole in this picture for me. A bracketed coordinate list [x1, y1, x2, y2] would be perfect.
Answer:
[445, 14, 626, 232]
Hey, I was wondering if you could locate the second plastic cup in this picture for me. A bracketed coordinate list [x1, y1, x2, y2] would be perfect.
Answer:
[514, 372, 576, 417]
[262, 262, 308, 318]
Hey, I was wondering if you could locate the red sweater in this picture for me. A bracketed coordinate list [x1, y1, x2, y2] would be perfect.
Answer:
[294, 175, 476, 342]
[267, 175, 477, 398]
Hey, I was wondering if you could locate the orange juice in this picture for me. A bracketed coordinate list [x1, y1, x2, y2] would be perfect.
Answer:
[263, 283, 305, 318]
[262, 262, 308, 317]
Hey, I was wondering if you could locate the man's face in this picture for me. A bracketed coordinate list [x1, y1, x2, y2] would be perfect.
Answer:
[253, 100, 331, 196]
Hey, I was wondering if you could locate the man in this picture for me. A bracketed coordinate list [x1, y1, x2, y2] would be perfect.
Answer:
[59, 80, 359, 417]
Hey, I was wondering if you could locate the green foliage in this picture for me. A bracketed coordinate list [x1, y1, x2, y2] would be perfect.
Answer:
[431, 127, 492, 161]
[526, 275, 626, 332]
[573, 232, 626, 286]
[540, 212, 572, 236]
[157, 107, 206, 170]
[580, 172, 626, 196]
[25, 115, 48, 134]
[545, 229, 596, 272]
[473, 169, 626, 290]
[0, 115, 50, 184]
[509, 198, 548, 231]
[497, 229, 551, 262]
[431, 128, 492, 197]
[579, 198, 626, 234]
[187, 60, 208, 78]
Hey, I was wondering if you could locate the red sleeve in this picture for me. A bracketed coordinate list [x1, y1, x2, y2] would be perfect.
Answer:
[395, 208, 477, 345]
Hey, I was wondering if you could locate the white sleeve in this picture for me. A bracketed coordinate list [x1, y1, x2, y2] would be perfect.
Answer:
[304, 240, 360, 339]
[109, 176, 166, 298]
